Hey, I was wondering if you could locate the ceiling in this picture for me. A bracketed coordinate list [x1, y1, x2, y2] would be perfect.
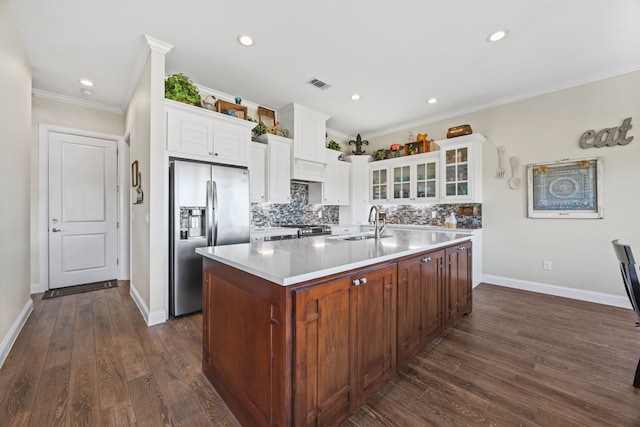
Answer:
[8, 0, 640, 138]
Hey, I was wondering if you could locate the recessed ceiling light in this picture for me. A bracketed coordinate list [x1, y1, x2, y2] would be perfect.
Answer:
[427, 98, 438, 104]
[487, 29, 508, 42]
[350, 94, 360, 101]
[79, 79, 94, 87]
[81, 88, 93, 96]
[236, 35, 254, 47]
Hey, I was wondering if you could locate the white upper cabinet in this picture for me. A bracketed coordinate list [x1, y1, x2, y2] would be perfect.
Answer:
[165, 99, 254, 167]
[277, 103, 330, 182]
[387, 152, 439, 203]
[253, 134, 292, 204]
[250, 142, 267, 203]
[346, 155, 371, 205]
[309, 149, 351, 205]
[366, 133, 485, 205]
[437, 133, 485, 203]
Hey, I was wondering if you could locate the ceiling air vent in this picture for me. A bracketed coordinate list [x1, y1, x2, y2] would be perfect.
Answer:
[307, 78, 331, 90]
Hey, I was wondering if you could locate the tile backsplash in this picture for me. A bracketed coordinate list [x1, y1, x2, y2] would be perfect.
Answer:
[251, 182, 339, 226]
[251, 183, 482, 228]
[376, 204, 482, 228]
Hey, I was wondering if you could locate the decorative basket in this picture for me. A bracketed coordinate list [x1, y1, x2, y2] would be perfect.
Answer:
[446, 125, 472, 138]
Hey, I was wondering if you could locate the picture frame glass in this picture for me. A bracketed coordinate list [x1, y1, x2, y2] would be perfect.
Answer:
[258, 107, 275, 129]
[527, 157, 603, 219]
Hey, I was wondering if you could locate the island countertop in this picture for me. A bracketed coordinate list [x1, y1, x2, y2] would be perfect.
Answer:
[196, 228, 471, 286]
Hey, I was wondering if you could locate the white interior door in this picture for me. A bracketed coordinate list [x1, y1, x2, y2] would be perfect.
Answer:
[48, 132, 118, 289]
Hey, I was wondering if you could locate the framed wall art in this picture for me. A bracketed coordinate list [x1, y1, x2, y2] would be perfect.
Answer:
[258, 106, 276, 129]
[527, 157, 603, 219]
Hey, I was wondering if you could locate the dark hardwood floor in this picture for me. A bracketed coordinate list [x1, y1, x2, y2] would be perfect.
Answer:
[0, 282, 639, 426]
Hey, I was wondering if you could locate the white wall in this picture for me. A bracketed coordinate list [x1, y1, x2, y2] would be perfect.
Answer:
[126, 56, 152, 314]
[0, 0, 33, 367]
[124, 40, 169, 325]
[368, 70, 640, 300]
[30, 96, 125, 287]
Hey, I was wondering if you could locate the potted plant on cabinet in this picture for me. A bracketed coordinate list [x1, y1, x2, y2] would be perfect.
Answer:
[164, 73, 201, 106]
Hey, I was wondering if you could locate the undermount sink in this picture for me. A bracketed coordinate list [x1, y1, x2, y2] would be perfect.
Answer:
[334, 234, 390, 241]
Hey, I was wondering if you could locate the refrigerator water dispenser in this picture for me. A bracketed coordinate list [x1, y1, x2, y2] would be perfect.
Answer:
[187, 207, 205, 238]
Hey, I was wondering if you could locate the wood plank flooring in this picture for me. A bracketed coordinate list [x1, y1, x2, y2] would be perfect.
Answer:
[0, 282, 639, 426]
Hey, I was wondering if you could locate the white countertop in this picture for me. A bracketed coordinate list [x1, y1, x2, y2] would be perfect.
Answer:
[196, 228, 471, 286]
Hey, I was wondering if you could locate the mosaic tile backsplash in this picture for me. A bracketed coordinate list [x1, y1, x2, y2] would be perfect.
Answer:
[376, 203, 482, 229]
[251, 182, 339, 226]
[251, 183, 482, 228]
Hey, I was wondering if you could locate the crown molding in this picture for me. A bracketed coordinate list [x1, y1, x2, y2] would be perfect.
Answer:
[364, 63, 640, 140]
[32, 89, 124, 114]
[145, 35, 173, 54]
[119, 35, 174, 111]
[326, 127, 355, 142]
[195, 84, 262, 112]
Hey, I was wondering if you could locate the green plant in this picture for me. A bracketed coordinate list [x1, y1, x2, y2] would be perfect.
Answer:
[164, 73, 201, 106]
[372, 148, 390, 161]
[327, 140, 341, 151]
[250, 118, 290, 138]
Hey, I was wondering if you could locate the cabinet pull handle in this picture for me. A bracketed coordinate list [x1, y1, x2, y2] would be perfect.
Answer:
[421, 257, 431, 262]
[352, 279, 360, 286]
[360, 277, 367, 284]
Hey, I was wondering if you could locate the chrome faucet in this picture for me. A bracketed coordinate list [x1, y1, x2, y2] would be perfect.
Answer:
[368, 205, 386, 239]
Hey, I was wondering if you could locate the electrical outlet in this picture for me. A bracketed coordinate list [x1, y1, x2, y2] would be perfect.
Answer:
[431, 211, 437, 218]
[543, 260, 552, 271]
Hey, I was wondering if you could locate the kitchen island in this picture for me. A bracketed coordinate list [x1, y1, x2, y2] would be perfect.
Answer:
[196, 229, 473, 427]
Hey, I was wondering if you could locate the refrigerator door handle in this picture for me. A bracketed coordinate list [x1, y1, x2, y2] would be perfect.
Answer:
[206, 180, 213, 246]
[211, 180, 219, 246]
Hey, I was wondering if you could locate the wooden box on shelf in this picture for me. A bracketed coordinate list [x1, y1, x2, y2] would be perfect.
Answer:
[215, 100, 248, 120]
[403, 140, 430, 156]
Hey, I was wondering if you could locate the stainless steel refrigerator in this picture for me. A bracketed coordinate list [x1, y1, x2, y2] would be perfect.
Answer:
[169, 159, 250, 316]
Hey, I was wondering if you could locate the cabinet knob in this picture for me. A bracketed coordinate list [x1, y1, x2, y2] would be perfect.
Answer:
[214, 153, 219, 156]
[352, 279, 360, 286]
[360, 277, 367, 284]
[421, 257, 431, 263]
[209, 152, 214, 155]
[458, 246, 466, 251]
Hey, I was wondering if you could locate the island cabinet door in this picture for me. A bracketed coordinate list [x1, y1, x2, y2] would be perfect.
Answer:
[397, 250, 445, 367]
[294, 276, 358, 427]
[444, 241, 473, 324]
[354, 263, 397, 406]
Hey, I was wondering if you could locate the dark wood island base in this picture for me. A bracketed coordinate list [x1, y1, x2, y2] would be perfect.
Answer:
[202, 240, 472, 427]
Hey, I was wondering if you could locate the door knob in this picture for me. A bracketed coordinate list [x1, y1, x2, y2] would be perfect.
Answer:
[51, 228, 62, 232]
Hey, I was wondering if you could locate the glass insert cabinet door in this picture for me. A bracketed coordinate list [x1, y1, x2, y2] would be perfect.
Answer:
[445, 147, 468, 197]
[371, 168, 388, 201]
[392, 165, 411, 200]
[415, 160, 437, 200]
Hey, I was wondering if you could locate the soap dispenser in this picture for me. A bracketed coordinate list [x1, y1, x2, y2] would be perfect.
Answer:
[445, 212, 457, 228]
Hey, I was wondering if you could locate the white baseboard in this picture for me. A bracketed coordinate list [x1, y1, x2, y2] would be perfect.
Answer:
[482, 274, 631, 309]
[31, 282, 46, 294]
[129, 282, 166, 326]
[0, 298, 33, 369]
